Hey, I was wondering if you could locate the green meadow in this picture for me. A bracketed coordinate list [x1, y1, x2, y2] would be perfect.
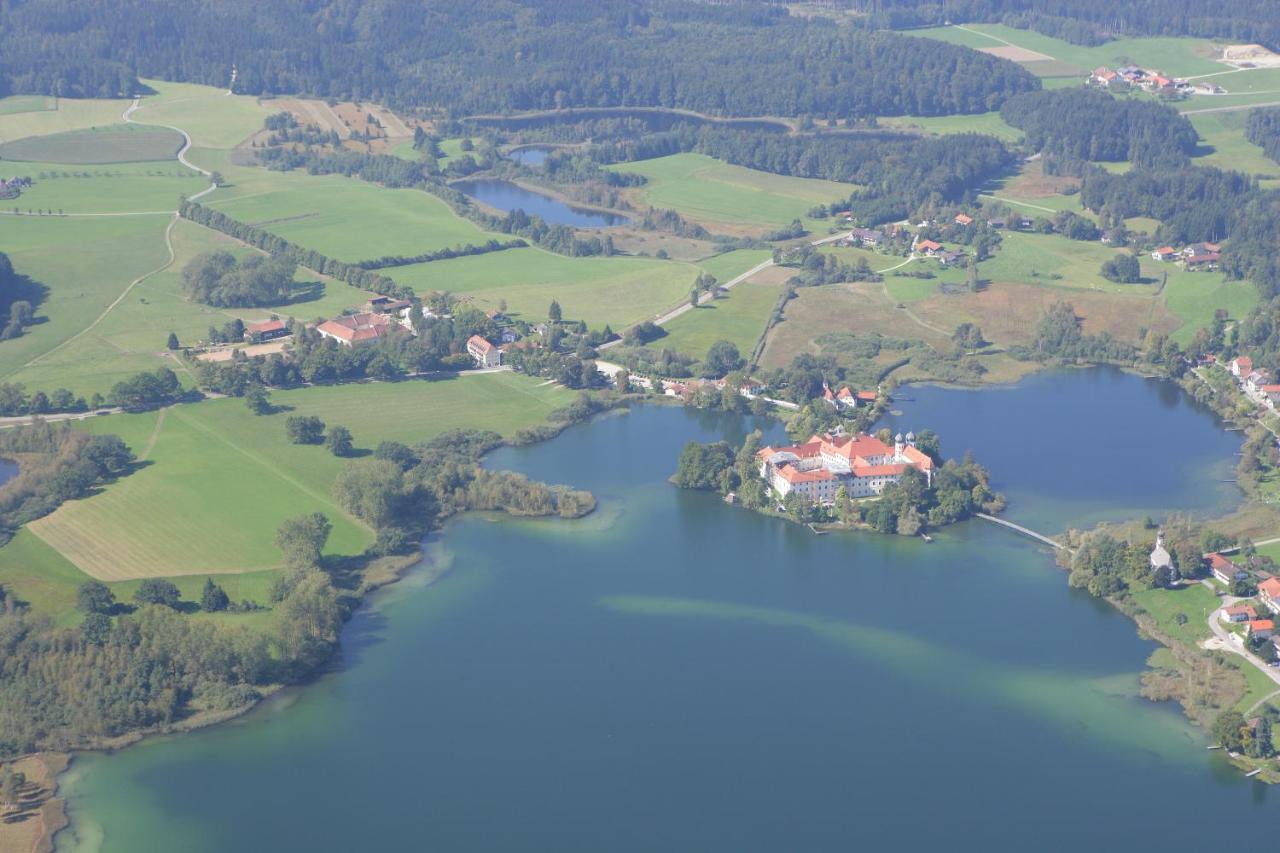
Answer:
[607, 153, 853, 230]
[913, 25, 1224, 79]
[390, 246, 702, 329]
[128, 79, 270, 148]
[653, 279, 782, 361]
[206, 171, 497, 262]
[1162, 270, 1258, 344]
[0, 96, 128, 142]
[1, 161, 205, 213]
[881, 111, 1023, 141]
[0, 95, 56, 116]
[20, 371, 574, 587]
[1189, 112, 1279, 178]
[0, 124, 185, 164]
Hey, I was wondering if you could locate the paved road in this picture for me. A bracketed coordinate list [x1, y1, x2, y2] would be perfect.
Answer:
[0, 408, 123, 429]
[1206, 604, 1280, 690]
[1181, 99, 1280, 115]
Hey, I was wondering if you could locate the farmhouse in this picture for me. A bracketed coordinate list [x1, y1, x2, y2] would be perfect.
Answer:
[1152, 246, 1178, 261]
[1223, 604, 1258, 623]
[938, 250, 966, 266]
[1259, 577, 1280, 614]
[1184, 251, 1220, 271]
[756, 431, 934, 503]
[244, 318, 289, 343]
[848, 227, 883, 247]
[1232, 356, 1253, 378]
[954, 213, 973, 226]
[1091, 67, 1119, 86]
[315, 312, 400, 346]
[366, 295, 412, 314]
[466, 334, 501, 368]
[1248, 619, 1275, 640]
[1209, 553, 1248, 585]
[916, 239, 943, 256]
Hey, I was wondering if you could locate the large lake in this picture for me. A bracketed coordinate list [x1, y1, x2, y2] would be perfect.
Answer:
[452, 178, 629, 227]
[58, 367, 1267, 853]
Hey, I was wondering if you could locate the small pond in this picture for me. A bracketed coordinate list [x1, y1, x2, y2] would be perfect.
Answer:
[452, 178, 629, 227]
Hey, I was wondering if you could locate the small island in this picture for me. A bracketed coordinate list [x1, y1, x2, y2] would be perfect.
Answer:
[674, 420, 1003, 535]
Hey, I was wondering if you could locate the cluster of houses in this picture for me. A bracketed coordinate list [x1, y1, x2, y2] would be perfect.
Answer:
[1089, 65, 1219, 96]
[1210, 551, 1280, 650]
[1228, 356, 1280, 410]
[0, 176, 32, 200]
[755, 429, 934, 502]
[1151, 242, 1222, 271]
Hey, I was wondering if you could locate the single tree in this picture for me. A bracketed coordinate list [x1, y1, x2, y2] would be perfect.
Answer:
[548, 299, 562, 322]
[245, 386, 271, 415]
[702, 340, 744, 378]
[275, 513, 333, 569]
[286, 415, 325, 444]
[326, 425, 354, 457]
[134, 578, 182, 609]
[201, 577, 230, 612]
[166, 331, 180, 350]
[690, 287, 700, 309]
[76, 580, 116, 614]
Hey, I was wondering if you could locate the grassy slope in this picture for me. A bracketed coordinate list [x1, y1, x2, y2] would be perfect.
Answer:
[390, 247, 701, 329]
[1190, 112, 1280, 179]
[0, 124, 185, 164]
[881, 112, 1024, 141]
[0, 160, 205, 213]
[656, 279, 781, 360]
[23, 372, 575, 584]
[0, 97, 129, 143]
[0, 95, 56, 116]
[128, 79, 269, 149]
[607, 153, 853, 229]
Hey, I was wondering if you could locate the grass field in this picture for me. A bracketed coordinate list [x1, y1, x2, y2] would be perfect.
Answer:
[0, 160, 204, 213]
[1190, 111, 1280, 178]
[0, 95, 56, 116]
[653, 275, 784, 360]
[1130, 584, 1218, 646]
[881, 112, 1024, 142]
[607, 153, 854, 231]
[23, 372, 573, 582]
[0, 97, 128, 143]
[206, 172, 497, 262]
[1162, 271, 1258, 344]
[128, 79, 269, 149]
[0, 124, 185, 164]
[912, 25, 1224, 79]
[390, 246, 702, 329]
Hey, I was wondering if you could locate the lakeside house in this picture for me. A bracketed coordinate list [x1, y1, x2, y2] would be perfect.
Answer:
[1209, 553, 1249, 585]
[756, 431, 934, 503]
[1259, 577, 1280, 614]
[1224, 604, 1259, 623]
[315, 312, 400, 346]
[1150, 533, 1172, 572]
[822, 384, 878, 410]
[244, 318, 289, 343]
[466, 334, 501, 368]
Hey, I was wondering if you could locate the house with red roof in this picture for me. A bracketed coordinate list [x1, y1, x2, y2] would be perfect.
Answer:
[1209, 553, 1248, 585]
[1223, 604, 1258, 624]
[1248, 619, 1275, 639]
[244, 318, 289, 343]
[466, 334, 501, 368]
[915, 239, 943, 256]
[1232, 356, 1253, 378]
[954, 213, 974, 226]
[756, 430, 934, 502]
[315, 312, 400, 347]
[1151, 246, 1178, 261]
[1259, 577, 1280, 614]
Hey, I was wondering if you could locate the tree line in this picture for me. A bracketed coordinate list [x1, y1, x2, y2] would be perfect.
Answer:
[0, 0, 1038, 117]
[1246, 108, 1280, 166]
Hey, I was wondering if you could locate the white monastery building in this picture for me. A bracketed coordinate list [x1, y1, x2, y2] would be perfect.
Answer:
[756, 431, 934, 502]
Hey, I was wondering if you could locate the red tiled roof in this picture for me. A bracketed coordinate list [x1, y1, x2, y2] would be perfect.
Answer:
[1226, 604, 1258, 618]
[901, 445, 935, 470]
[1249, 620, 1275, 631]
[854, 464, 908, 478]
[316, 312, 395, 343]
[1260, 577, 1280, 599]
[246, 319, 286, 335]
[1236, 357, 1254, 373]
[467, 334, 495, 354]
[954, 213, 973, 225]
[1155, 246, 1176, 254]
[916, 239, 942, 252]
[856, 390, 877, 401]
[1209, 553, 1235, 571]
[777, 464, 834, 484]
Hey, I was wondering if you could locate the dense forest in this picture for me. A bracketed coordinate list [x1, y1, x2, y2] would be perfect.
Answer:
[860, 0, 1280, 51]
[1000, 89, 1198, 168]
[0, 0, 1037, 116]
[1246, 108, 1280, 166]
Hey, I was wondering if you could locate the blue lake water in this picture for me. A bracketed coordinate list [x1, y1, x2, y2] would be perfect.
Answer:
[58, 368, 1270, 853]
[507, 146, 553, 166]
[452, 178, 629, 227]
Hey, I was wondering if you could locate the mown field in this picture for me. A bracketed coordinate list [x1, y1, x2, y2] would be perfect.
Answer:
[881, 112, 1023, 141]
[607, 153, 854, 232]
[653, 274, 785, 361]
[913, 25, 1224, 79]
[1, 160, 205, 213]
[389, 246, 703, 329]
[0, 96, 128, 142]
[1189, 112, 1280, 179]
[0, 124, 185, 164]
[128, 79, 269, 149]
[0, 95, 56, 116]
[20, 371, 575, 586]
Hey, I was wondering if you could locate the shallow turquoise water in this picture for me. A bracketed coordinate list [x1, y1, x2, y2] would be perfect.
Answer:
[59, 368, 1270, 852]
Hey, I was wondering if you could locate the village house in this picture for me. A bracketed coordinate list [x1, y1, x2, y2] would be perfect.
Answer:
[954, 213, 974, 226]
[938, 250, 966, 266]
[466, 334, 501, 368]
[315, 312, 400, 346]
[1248, 619, 1275, 640]
[1232, 356, 1253, 378]
[1209, 553, 1249, 585]
[1259, 577, 1280, 614]
[847, 227, 884, 247]
[244, 318, 289, 343]
[1223, 604, 1259, 624]
[1184, 251, 1221, 271]
[915, 239, 943, 256]
[987, 217, 1006, 230]
[1091, 67, 1119, 87]
[756, 431, 934, 503]
[365, 295, 412, 314]
[1152, 246, 1178, 262]
[822, 384, 879, 410]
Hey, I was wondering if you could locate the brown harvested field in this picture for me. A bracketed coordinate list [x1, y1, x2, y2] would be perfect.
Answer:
[196, 340, 288, 363]
[980, 45, 1055, 62]
[264, 97, 350, 137]
[910, 281, 1180, 345]
[606, 231, 722, 262]
[759, 282, 950, 369]
[760, 278, 1178, 370]
[1002, 159, 1080, 198]
[0, 752, 70, 853]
